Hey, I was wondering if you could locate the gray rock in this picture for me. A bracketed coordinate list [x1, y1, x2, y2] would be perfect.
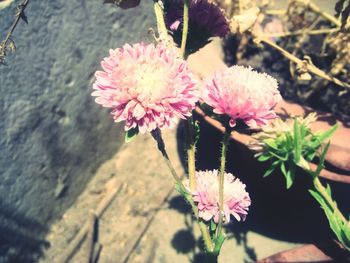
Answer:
[0, 1, 154, 261]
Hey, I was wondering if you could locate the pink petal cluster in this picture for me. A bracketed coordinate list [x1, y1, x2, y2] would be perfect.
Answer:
[92, 43, 198, 133]
[191, 170, 251, 223]
[202, 65, 281, 128]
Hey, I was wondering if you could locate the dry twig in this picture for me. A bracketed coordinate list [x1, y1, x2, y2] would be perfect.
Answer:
[0, 0, 30, 64]
[253, 35, 350, 90]
[57, 181, 126, 263]
[81, 212, 97, 263]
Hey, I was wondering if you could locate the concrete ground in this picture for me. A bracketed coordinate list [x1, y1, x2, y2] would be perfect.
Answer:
[40, 129, 300, 263]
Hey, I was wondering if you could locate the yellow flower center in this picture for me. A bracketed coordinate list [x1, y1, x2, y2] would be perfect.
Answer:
[134, 62, 169, 101]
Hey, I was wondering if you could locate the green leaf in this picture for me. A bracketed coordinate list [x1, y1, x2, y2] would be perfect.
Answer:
[210, 220, 217, 232]
[309, 187, 346, 246]
[280, 162, 287, 177]
[263, 166, 275, 177]
[309, 189, 326, 207]
[305, 151, 315, 161]
[280, 161, 295, 189]
[264, 139, 279, 150]
[343, 223, 350, 241]
[324, 208, 343, 242]
[125, 127, 139, 143]
[293, 118, 302, 163]
[174, 182, 188, 197]
[269, 151, 288, 161]
[341, 224, 350, 250]
[263, 160, 279, 177]
[317, 124, 338, 144]
[258, 154, 270, 162]
[285, 169, 294, 189]
[285, 133, 294, 149]
[314, 143, 330, 177]
[340, 226, 350, 249]
[213, 232, 226, 254]
[326, 184, 332, 197]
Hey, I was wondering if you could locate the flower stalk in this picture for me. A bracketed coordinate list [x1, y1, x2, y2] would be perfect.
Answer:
[180, 0, 189, 57]
[313, 175, 347, 223]
[186, 117, 197, 191]
[150, 129, 184, 189]
[153, 1, 168, 40]
[216, 131, 230, 241]
[199, 221, 215, 252]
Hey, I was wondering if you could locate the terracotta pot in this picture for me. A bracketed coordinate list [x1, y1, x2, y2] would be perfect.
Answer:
[195, 99, 350, 184]
[257, 241, 350, 262]
[187, 40, 350, 261]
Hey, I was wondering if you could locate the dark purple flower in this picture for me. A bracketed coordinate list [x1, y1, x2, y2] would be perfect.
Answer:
[164, 0, 230, 54]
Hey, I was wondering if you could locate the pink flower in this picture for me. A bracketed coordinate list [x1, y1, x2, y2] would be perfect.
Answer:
[92, 43, 199, 133]
[190, 170, 251, 223]
[202, 66, 281, 128]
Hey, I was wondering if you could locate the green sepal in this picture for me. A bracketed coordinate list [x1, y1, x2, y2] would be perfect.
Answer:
[125, 127, 139, 143]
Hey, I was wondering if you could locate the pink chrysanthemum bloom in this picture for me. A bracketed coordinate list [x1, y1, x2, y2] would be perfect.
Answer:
[189, 170, 251, 223]
[92, 43, 199, 133]
[202, 66, 281, 128]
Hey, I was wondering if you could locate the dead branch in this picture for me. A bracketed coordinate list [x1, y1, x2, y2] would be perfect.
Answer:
[57, 181, 126, 263]
[253, 35, 350, 90]
[259, 28, 339, 38]
[0, 0, 30, 64]
[81, 212, 97, 263]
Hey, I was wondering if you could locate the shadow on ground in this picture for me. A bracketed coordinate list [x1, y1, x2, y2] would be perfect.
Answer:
[173, 116, 350, 262]
[0, 200, 49, 263]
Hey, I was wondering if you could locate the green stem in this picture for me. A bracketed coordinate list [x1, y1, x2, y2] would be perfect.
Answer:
[180, 0, 189, 57]
[182, 183, 215, 254]
[199, 221, 215, 252]
[153, 1, 168, 40]
[186, 117, 196, 191]
[313, 176, 347, 223]
[216, 132, 230, 239]
[150, 129, 185, 190]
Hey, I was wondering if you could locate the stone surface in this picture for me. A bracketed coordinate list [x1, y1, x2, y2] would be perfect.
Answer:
[41, 129, 299, 263]
[0, 1, 154, 262]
